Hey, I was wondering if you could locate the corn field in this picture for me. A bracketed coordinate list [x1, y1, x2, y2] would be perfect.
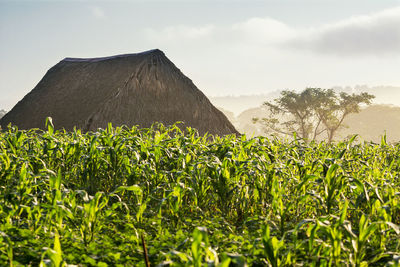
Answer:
[0, 120, 399, 266]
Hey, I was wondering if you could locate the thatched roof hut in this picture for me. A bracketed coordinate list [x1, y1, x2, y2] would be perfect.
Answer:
[0, 49, 238, 135]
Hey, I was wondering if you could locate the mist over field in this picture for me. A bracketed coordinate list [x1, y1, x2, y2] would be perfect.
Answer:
[211, 85, 400, 115]
[210, 85, 400, 142]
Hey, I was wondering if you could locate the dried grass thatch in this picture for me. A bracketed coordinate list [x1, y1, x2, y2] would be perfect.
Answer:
[0, 49, 238, 135]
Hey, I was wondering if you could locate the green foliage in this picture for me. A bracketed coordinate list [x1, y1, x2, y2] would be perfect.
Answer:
[0, 121, 399, 266]
[254, 88, 375, 142]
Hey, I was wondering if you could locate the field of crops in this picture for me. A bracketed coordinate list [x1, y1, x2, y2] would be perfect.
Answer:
[1, 120, 399, 266]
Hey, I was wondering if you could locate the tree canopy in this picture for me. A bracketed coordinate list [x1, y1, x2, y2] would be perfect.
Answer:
[254, 88, 375, 142]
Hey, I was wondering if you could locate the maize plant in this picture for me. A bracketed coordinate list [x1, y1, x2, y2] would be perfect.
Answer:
[0, 121, 399, 266]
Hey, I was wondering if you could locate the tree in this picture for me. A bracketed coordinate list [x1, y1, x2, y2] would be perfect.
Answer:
[253, 88, 374, 142]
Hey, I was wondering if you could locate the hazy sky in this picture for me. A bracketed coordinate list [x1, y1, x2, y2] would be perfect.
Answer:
[1, 0, 400, 110]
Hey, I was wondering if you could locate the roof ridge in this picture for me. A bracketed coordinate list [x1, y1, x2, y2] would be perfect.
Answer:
[62, 49, 164, 63]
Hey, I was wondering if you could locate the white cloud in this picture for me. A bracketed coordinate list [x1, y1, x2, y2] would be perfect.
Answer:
[287, 6, 400, 56]
[144, 17, 293, 46]
[231, 17, 293, 45]
[145, 6, 400, 57]
[90, 6, 105, 19]
[140, 6, 400, 97]
[145, 25, 215, 43]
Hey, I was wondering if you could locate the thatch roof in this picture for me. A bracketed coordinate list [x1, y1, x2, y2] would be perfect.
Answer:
[0, 49, 238, 135]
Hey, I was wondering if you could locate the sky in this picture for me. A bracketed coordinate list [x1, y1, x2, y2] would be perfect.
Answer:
[1, 0, 400, 110]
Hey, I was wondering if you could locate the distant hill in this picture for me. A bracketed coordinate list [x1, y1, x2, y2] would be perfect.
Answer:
[209, 91, 281, 116]
[235, 107, 266, 137]
[337, 104, 400, 143]
[217, 106, 265, 136]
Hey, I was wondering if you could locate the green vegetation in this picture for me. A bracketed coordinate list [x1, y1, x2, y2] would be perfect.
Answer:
[254, 88, 374, 142]
[1, 121, 399, 266]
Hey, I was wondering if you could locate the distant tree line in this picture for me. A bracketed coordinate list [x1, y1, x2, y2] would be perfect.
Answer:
[254, 88, 375, 142]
